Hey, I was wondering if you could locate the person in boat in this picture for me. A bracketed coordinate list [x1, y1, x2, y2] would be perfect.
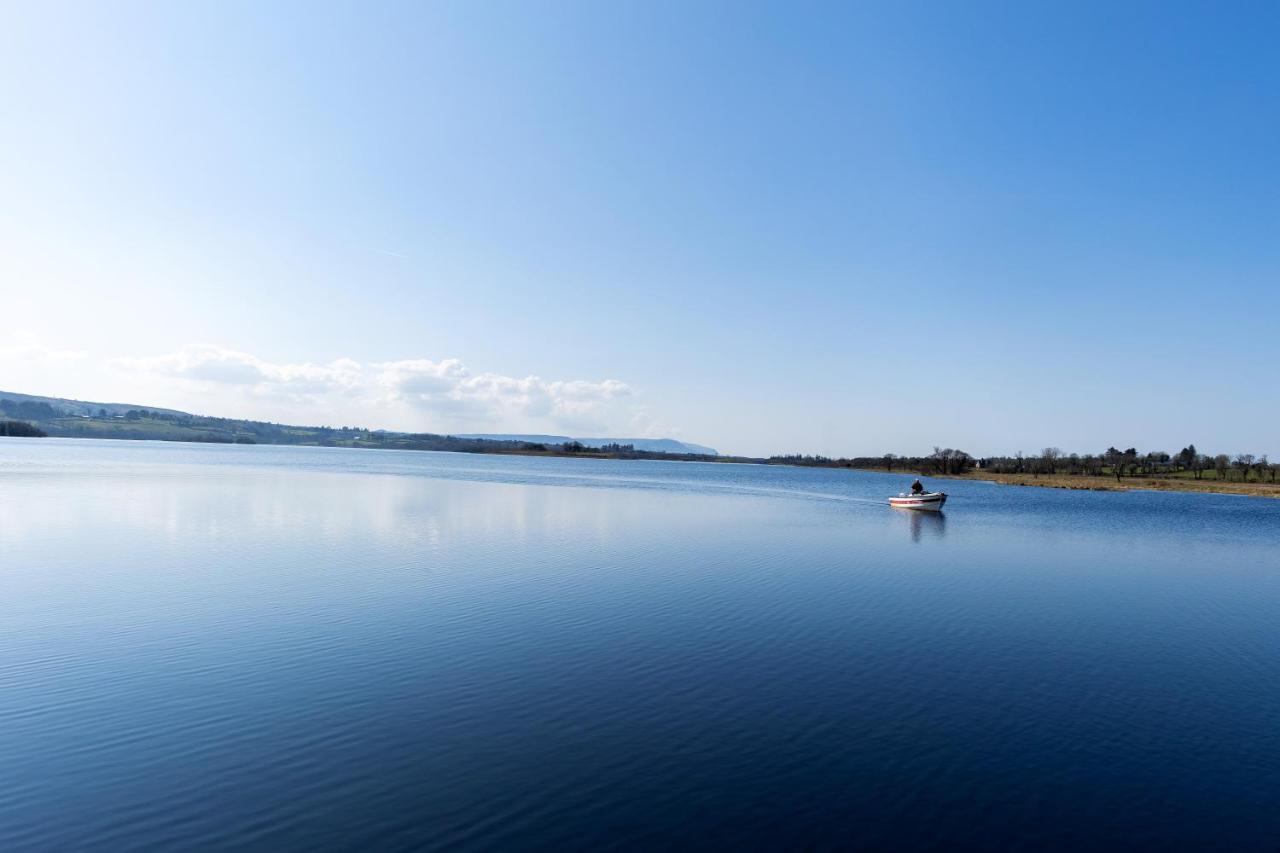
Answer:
[910, 479, 925, 495]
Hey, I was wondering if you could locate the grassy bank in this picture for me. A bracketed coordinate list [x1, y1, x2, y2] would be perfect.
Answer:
[937, 470, 1280, 499]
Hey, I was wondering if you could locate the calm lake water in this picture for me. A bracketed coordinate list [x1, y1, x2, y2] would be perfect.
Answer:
[2, 438, 1278, 850]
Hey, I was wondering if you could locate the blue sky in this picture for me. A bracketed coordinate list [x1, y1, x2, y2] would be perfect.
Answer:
[2, 1, 1277, 457]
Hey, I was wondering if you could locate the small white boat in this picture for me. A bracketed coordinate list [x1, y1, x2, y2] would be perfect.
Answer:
[889, 492, 947, 511]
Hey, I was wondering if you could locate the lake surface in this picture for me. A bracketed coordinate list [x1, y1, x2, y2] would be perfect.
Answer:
[2, 439, 1278, 850]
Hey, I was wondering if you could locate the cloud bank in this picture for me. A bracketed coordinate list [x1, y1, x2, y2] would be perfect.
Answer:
[109, 344, 651, 435]
[115, 345, 362, 393]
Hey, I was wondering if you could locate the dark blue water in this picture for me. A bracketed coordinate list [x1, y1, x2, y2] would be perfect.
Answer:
[2, 439, 1278, 850]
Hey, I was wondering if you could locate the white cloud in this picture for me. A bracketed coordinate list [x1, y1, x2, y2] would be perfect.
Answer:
[111, 345, 649, 434]
[376, 358, 470, 397]
[113, 345, 362, 398]
[375, 358, 634, 429]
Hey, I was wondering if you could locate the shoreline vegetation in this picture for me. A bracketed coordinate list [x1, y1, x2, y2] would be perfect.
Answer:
[771, 447, 1280, 499]
[3, 393, 1276, 499]
[947, 471, 1280, 499]
[1, 420, 48, 438]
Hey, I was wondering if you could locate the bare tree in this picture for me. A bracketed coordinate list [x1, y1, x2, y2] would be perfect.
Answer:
[1082, 454, 1103, 476]
[1214, 454, 1231, 480]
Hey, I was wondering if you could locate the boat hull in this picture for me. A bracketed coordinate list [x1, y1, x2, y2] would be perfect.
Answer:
[889, 492, 947, 511]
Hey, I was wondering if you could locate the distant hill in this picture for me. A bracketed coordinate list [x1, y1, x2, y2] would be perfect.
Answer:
[455, 434, 718, 456]
[0, 389, 187, 418]
[0, 390, 721, 459]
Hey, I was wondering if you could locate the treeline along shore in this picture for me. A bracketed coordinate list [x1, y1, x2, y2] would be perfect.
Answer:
[3, 393, 1276, 498]
[771, 445, 1280, 498]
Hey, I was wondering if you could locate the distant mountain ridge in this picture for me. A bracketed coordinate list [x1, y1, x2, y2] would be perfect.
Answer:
[0, 390, 718, 457]
[455, 434, 718, 456]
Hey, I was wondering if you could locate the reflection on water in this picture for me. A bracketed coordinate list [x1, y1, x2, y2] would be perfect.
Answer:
[906, 509, 947, 542]
[2, 439, 1280, 850]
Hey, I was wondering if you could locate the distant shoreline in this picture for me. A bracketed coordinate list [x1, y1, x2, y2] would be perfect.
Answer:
[5, 391, 1277, 499]
[885, 468, 1280, 500]
[0, 430, 761, 465]
[10, 432, 1278, 500]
